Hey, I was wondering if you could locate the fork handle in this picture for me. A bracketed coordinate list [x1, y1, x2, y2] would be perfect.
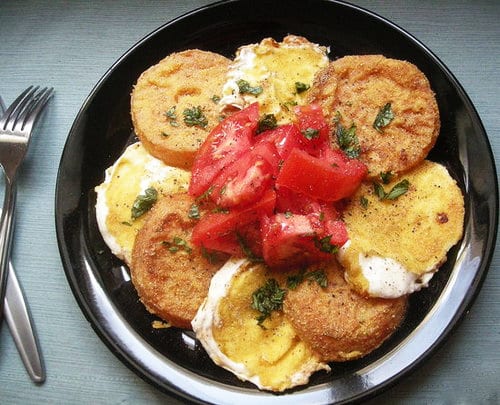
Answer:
[0, 178, 17, 323]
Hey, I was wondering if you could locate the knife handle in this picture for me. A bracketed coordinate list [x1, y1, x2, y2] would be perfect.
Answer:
[4, 262, 45, 383]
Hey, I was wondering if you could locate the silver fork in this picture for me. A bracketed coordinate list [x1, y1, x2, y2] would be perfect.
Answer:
[0, 86, 54, 319]
[0, 95, 45, 382]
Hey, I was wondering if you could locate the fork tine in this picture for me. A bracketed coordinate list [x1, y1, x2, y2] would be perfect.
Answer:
[0, 86, 38, 131]
[18, 88, 54, 134]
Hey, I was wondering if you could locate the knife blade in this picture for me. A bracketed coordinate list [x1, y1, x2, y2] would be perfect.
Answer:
[0, 96, 45, 383]
[4, 262, 45, 383]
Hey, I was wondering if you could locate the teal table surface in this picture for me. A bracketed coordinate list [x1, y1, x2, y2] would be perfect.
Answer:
[0, 1, 498, 404]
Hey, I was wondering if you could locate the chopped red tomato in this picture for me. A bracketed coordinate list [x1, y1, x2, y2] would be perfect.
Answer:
[189, 103, 259, 197]
[209, 142, 279, 208]
[191, 189, 276, 254]
[275, 186, 322, 215]
[256, 124, 304, 161]
[261, 212, 344, 268]
[293, 104, 330, 156]
[276, 148, 367, 201]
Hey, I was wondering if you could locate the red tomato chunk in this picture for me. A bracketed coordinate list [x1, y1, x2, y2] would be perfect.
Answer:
[276, 148, 367, 202]
[189, 103, 259, 197]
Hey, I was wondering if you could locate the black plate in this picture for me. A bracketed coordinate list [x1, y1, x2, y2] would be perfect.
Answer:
[55, 0, 498, 403]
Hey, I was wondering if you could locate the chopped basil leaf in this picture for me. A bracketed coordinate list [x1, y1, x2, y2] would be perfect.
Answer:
[183, 106, 208, 128]
[287, 269, 328, 289]
[335, 116, 361, 158]
[162, 236, 192, 254]
[284, 211, 293, 218]
[302, 128, 320, 140]
[314, 235, 339, 254]
[131, 187, 158, 219]
[385, 179, 410, 200]
[257, 114, 278, 133]
[373, 103, 395, 133]
[211, 95, 221, 103]
[287, 269, 306, 289]
[306, 270, 328, 288]
[360, 196, 369, 209]
[237, 79, 263, 95]
[373, 179, 410, 200]
[188, 204, 201, 220]
[165, 106, 178, 127]
[281, 100, 298, 111]
[295, 82, 310, 94]
[201, 247, 223, 264]
[373, 182, 387, 200]
[212, 206, 229, 214]
[251, 279, 286, 326]
[380, 171, 394, 184]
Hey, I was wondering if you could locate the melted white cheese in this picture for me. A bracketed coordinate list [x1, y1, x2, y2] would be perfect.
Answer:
[340, 241, 435, 298]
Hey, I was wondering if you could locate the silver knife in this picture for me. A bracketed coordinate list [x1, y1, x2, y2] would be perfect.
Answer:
[4, 262, 45, 383]
[0, 96, 45, 383]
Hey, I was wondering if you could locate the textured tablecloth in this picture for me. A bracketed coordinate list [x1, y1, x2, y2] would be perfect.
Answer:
[0, 1, 498, 403]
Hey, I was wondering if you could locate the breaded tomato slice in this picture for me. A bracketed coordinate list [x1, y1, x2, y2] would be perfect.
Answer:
[338, 160, 464, 298]
[309, 55, 440, 178]
[283, 261, 408, 362]
[131, 50, 231, 169]
[131, 193, 226, 329]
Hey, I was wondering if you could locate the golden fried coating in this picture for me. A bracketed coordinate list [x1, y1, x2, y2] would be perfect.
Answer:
[308, 55, 440, 178]
[338, 160, 464, 296]
[131, 50, 231, 169]
[283, 261, 407, 362]
[131, 193, 225, 329]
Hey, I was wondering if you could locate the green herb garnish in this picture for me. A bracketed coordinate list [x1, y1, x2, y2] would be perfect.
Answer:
[379, 171, 394, 184]
[314, 235, 339, 254]
[131, 187, 158, 219]
[251, 279, 286, 327]
[211, 95, 221, 103]
[188, 203, 201, 220]
[360, 196, 369, 209]
[287, 269, 328, 289]
[257, 114, 278, 133]
[165, 106, 179, 127]
[373, 179, 410, 201]
[295, 82, 310, 94]
[335, 112, 361, 158]
[162, 236, 192, 254]
[373, 103, 395, 133]
[183, 106, 208, 128]
[237, 79, 263, 95]
[302, 128, 320, 140]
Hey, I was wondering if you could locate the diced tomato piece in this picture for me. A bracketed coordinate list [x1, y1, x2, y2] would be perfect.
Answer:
[191, 189, 276, 253]
[189, 103, 259, 197]
[209, 142, 279, 208]
[276, 148, 367, 201]
[261, 213, 334, 268]
[256, 124, 304, 161]
[236, 220, 264, 259]
[293, 104, 330, 156]
[324, 219, 349, 247]
[275, 186, 322, 215]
